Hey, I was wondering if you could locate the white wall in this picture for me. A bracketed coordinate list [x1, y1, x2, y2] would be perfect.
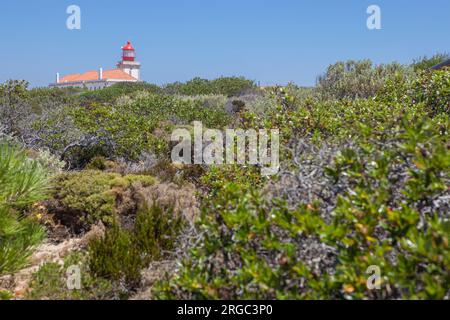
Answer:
[50, 80, 137, 90]
[116, 61, 141, 80]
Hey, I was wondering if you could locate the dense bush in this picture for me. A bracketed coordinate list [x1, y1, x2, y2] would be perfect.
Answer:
[163, 77, 257, 97]
[412, 69, 450, 116]
[89, 204, 184, 288]
[176, 94, 228, 110]
[80, 82, 163, 105]
[89, 223, 143, 287]
[27, 186, 188, 298]
[412, 53, 450, 71]
[316, 60, 413, 100]
[68, 94, 230, 164]
[200, 165, 267, 197]
[1, 62, 449, 301]
[155, 116, 449, 299]
[48, 170, 155, 232]
[0, 142, 48, 275]
[0, 81, 79, 140]
[0, 80, 32, 136]
[155, 68, 450, 300]
[133, 204, 183, 262]
[1, 79, 232, 169]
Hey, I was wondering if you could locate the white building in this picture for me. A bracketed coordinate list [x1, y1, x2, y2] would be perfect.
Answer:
[50, 41, 141, 90]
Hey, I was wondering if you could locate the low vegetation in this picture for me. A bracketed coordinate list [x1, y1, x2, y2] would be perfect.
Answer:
[0, 143, 48, 275]
[0, 55, 448, 300]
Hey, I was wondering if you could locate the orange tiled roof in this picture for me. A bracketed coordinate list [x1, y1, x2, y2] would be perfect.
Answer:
[59, 69, 136, 83]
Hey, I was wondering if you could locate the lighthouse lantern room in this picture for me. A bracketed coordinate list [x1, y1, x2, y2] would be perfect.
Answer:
[122, 41, 136, 61]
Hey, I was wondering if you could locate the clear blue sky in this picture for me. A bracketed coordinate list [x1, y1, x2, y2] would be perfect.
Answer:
[1, 0, 449, 87]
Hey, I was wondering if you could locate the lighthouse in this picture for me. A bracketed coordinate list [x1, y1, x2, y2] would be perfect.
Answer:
[50, 41, 141, 90]
[116, 41, 141, 81]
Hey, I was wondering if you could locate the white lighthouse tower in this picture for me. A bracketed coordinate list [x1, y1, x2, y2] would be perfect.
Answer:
[116, 41, 141, 80]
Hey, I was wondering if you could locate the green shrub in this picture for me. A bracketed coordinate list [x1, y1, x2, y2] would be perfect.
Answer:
[314, 120, 449, 299]
[71, 94, 230, 162]
[163, 77, 256, 97]
[0, 144, 49, 206]
[412, 69, 450, 116]
[80, 82, 163, 105]
[155, 117, 449, 300]
[0, 142, 48, 275]
[175, 94, 228, 110]
[242, 92, 415, 153]
[27, 148, 67, 174]
[89, 204, 185, 288]
[85, 156, 117, 171]
[200, 165, 267, 198]
[3, 56, 449, 301]
[49, 170, 156, 230]
[316, 60, 413, 100]
[155, 184, 315, 300]
[27, 87, 80, 114]
[412, 53, 450, 71]
[0, 218, 45, 275]
[30, 105, 84, 162]
[0, 290, 13, 300]
[0, 80, 30, 136]
[89, 223, 143, 287]
[26, 252, 114, 300]
[134, 204, 184, 263]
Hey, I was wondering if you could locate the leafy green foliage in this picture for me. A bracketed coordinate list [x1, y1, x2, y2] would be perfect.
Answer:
[0, 142, 48, 275]
[163, 77, 256, 97]
[0, 143, 49, 206]
[175, 94, 228, 110]
[2, 63, 449, 301]
[200, 165, 267, 197]
[0, 289, 13, 300]
[71, 94, 230, 162]
[80, 82, 163, 105]
[155, 69, 450, 300]
[156, 117, 449, 299]
[155, 184, 309, 299]
[412, 70, 450, 116]
[312, 120, 449, 299]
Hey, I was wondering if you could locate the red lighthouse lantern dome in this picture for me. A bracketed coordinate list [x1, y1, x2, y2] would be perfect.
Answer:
[122, 41, 136, 61]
